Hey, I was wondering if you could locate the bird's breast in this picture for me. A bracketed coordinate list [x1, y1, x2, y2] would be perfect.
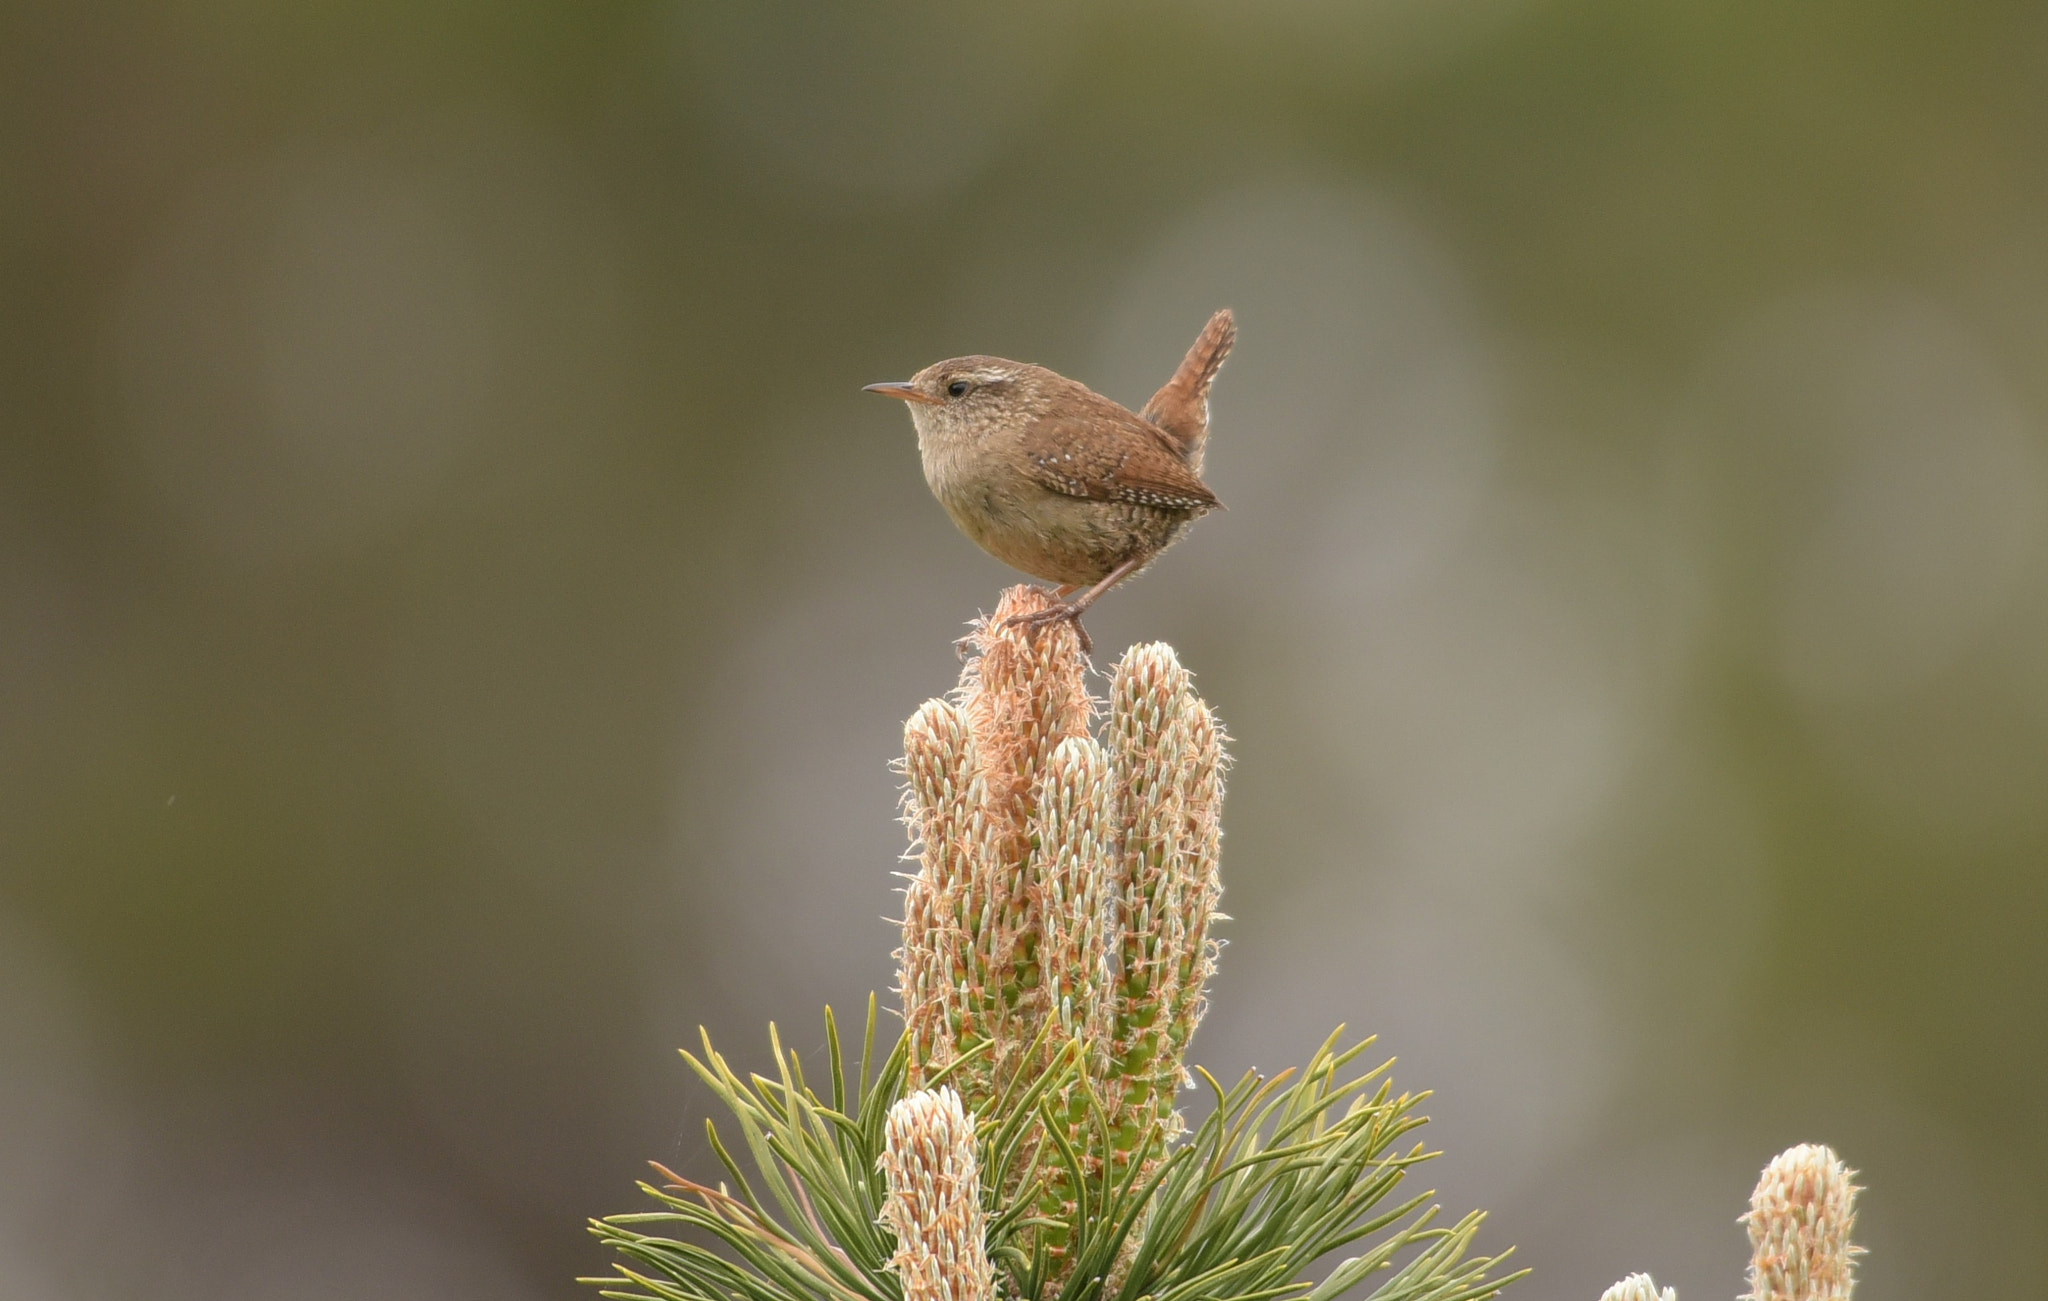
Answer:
[919, 436, 1185, 587]
[918, 438, 1083, 585]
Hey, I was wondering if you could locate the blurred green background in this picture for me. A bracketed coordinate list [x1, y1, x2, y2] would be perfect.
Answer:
[4, 2, 2046, 1298]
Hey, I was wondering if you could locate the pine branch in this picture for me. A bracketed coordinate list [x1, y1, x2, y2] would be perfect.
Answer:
[589, 586, 1519, 1301]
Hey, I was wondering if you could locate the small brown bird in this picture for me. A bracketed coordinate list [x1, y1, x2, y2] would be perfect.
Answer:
[865, 309, 1235, 653]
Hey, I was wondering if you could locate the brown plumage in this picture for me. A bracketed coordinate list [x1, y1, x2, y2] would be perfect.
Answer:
[866, 310, 1235, 652]
[1142, 307, 1236, 472]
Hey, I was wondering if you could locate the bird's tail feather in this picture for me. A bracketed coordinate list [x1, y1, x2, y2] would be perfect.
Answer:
[1143, 308, 1236, 467]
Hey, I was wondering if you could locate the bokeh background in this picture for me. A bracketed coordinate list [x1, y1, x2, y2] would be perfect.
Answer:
[4, 3, 2047, 1298]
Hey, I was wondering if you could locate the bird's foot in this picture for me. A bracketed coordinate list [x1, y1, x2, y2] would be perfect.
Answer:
[1001, 602, 1093, 655]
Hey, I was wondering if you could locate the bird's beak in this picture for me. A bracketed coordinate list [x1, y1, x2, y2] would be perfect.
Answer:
[863, 381, 942, 405]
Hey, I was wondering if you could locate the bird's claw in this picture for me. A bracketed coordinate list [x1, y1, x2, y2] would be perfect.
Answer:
[1000, 602, 1094, 655]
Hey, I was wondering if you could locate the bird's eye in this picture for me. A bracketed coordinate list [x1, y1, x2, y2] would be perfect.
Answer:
[947, 379, 972, 398]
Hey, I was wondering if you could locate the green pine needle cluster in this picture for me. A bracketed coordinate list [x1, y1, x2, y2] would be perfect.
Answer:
[585, 1001, 1515, 1301]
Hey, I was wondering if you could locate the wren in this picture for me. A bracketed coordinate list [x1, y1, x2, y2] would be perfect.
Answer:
[865, 309, 1235, 653]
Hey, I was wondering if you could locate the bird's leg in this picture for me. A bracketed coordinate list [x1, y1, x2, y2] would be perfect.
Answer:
[1060, 556, 1147, 618]
[1003, 553, 1151, 655]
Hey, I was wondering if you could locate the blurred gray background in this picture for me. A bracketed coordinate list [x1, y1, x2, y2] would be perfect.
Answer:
[4, 3, 2046, 1298]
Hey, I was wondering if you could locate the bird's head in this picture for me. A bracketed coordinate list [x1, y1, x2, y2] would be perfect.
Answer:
[864, 357, 1058, 443]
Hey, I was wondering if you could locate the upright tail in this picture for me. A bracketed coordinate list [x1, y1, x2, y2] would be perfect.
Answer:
[1142, 308, 1236, 472]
